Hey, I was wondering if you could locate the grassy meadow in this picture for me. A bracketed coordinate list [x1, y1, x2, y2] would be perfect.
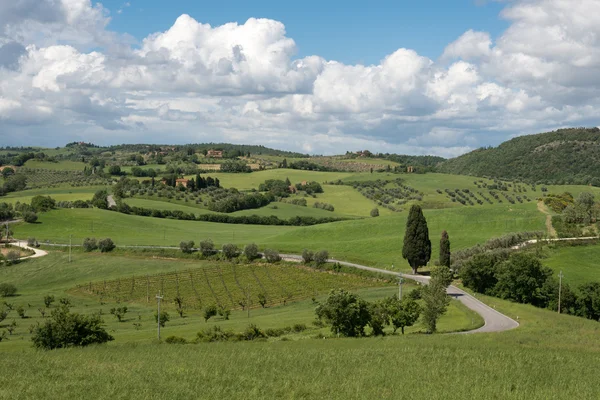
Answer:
[543, 243, 600, 287]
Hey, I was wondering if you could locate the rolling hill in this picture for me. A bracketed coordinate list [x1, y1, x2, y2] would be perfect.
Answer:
[437, 127, 600, 185]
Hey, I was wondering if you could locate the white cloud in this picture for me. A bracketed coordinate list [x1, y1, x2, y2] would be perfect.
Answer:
[2, 0, 600, 157]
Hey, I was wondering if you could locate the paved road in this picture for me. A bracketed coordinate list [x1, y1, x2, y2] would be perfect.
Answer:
[107, 195, 117, 208]
[13, 240, 48, 259]
[18, 243, 519, 333]
[282, 255, 519, 334]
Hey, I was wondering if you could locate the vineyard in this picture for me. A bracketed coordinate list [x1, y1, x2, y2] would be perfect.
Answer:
[17, 168, 112, 189]
[76, 262, 391, 310]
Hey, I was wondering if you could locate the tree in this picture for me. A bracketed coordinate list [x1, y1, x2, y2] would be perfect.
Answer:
[110, 306, 128, 322]
[82, 237, 98, 252]
[421, 266, 451, 333]
[222, 243, 238, 259]
[314, 250, 329, 267]
[244, 243, 259, 261]
[92, 190, 109, 209]
[263, 249, 281, 263]
[315, 289, 371, 337]
[199, 239, 215, 257]
[461, 253, 499, 294]
[439, 230, 451, 268]
[154, 311, 170, 327]
[98, 238, 115, 253]
[30, 195, 56, 212]
[108, 165, 121, 176]
[258, 292, 267, 308]
[23, 211, 38, 223]
[402, 205, 431, 274]
[203, 305, 217, 322]
[0, 283, 17, 297]
[388, 297, 421, 334]
[370, 208, 379, 217]
[179, 240, 195, 254]
[301, 249, 314, 264]
[493, 253, 553, 306]
[1, 167, 14, 178]
[576, 282, 600, 321]
[31, 305, 114, 350]
[43, 295, 55, 308]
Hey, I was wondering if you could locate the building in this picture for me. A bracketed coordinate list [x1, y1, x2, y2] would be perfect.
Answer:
[176, 178, 190, 188]
[207, 150, 223, 158]
[407, 166, 414, 173]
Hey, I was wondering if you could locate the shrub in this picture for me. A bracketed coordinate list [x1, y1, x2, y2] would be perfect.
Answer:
[222, 243, 239, 259]
[109, 306, 128, 322]
[30, 195, 56, 212]
[316, 289, 370, 337]
[263, 249, 281, 263]
[165, 335, 187, 344]
[0, 283, 17, 297]
[203, 305, 218, 322]
[301, 249, 314, 264]
[98, 238, 115, 253]
[43, 295, 55, 308]
[196, 326, 235, 342]
[239, 324, 266, 341]
[199, 239, 215, 257]
[258, 292, 267, 308]
[314, 250, 329, 266]
[23, 212, 38, 223]
[6, 251, 20, 264]
[16, 305, 26, 319]
[370, 208, 380, 217]
[218, 306, 231, 320]
[82, 237, 98, 252]
[31, 306, 114, 350]
[154, 311, 170, 327]
[179, 240, 195, 254]
[26, 237, 36, 247]
[244, 243, 260, 260]
[292, 323, 307, 333]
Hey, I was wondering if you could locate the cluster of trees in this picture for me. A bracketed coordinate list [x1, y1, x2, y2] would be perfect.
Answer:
[208, 192, 272, 213]
[295, 181, 323, 195]
[315, 289, 422, 336]
[438, 127, 600, 186]
[82, 238, 116, 253]
[461, 252, 600, 320]
[178, 239, 282, 263]
[313, 202, 334, 212]
[111, 201, 346, 226]
[0, 174, 27, 196]
[258, 179, 292, 197]
[219, 160, 251, 173]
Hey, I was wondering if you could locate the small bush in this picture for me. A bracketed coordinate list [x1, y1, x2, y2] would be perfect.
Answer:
[314, 250, 329, 266]
[165, 336, 187, 344]
[218, 306, 231, 320]
[23, 212, 38, 223]
[370, 208, 380, 217]
[239, 324, 266, 341]
[82, 238, 98, 252]
[98, 238, 115, 253]
[27, 237, 36, 247]
[244, 243, 259, 260]
[154, 311, 170, 327]
[43, 295, 55, 308]
[199, 239, 215, 257]
[407, 287, 422, 300]
[196, 326, 235, 342]
[0, 283, 17, 297]
[263, 249, 281, 263]
[292, 323, 307, 333]
[179, 240, 195, 254]
[222, 243, 239, 260]
[203, 305, 218, 322]
[6, 251, 20, 264]
[301, 249, 314, 264]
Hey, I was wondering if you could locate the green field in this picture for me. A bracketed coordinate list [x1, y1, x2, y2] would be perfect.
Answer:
[543, 244, 600, 287]
[23, 160, 86, 171]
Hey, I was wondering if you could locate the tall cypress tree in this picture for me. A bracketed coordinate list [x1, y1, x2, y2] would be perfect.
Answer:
[439, 230, 451, 268]
[402, 205, 431, 274]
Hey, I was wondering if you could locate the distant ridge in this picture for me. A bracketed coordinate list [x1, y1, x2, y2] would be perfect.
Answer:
[437, 127, 600, 186]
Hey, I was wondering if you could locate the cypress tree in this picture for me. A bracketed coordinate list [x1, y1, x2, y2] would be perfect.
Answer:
[402, 205, 431, 274]
[439, 230, 451, 268]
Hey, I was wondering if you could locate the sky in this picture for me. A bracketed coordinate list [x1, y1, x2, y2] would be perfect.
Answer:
[0, 0, 599, 157]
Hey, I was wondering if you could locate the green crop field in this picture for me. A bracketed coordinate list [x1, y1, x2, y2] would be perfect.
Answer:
[543, 244, 600, 287]
[1, 186, 109, 205]
[23, 160, 86, 171]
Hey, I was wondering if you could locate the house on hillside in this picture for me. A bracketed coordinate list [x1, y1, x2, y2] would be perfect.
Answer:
[0, 165, 17, 173]
[407, 166, 414, 173]
[207, 150, 223, 158]
[176, 178, 190, 188]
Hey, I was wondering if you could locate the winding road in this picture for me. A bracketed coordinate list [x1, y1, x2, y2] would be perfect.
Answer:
[12, 241, 518, 334]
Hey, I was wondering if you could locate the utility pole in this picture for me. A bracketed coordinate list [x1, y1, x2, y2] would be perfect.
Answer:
[246, 284, 250, 318]
[69, 234, 72, 263]
[558, 271, 564, 314]
[156, 291, 164, 340]
[398, 276, 404, 300]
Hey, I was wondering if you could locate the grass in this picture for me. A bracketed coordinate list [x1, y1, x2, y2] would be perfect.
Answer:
[542, 243, 600, 287]
[11, 202, 545, 270]
[23, 160, 86, 171]
[1, 186, 106, 204]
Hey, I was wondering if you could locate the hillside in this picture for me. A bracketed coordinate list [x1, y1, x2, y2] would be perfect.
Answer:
[437, 127, 600, 185]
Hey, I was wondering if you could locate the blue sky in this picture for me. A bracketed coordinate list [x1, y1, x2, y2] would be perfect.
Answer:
[104, 0, 508, 64]
[1, 0, 599, 156]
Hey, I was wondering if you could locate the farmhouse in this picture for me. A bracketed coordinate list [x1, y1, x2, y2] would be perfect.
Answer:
[176, 178, 190, 188]
[207, 149, 223, 158]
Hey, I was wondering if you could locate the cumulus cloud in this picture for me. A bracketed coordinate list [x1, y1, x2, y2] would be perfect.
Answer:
[1, 0, 600, 156]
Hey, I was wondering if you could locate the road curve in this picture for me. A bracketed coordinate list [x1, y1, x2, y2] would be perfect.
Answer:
[12, 240, 48, 259]
[16, 242, 518, 334]
[282, 255, 519, 334]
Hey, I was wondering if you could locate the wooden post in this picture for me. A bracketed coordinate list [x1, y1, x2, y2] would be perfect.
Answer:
[146, 275, 150, 303]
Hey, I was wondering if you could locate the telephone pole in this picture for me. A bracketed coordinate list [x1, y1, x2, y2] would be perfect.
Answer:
[156, 291, 164, 340]
[558, 271, 564, 314]
[398, 276, 404, 300]
[69, 234, 72, 263]
[246, 284, 250, 318]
